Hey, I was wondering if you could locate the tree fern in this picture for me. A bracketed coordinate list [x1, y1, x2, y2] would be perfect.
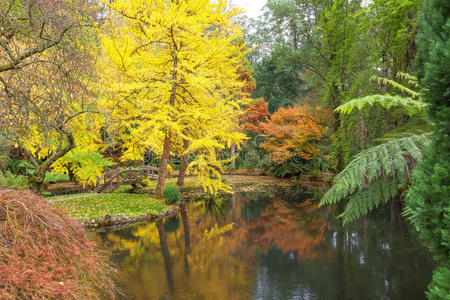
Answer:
[320, 134, 431, 224]
[373, 75, 420, 98]
[336, 74, 426, 116]
[336, 94, 427, 116]
[320, 73, 434, 224]
[338, 178, 402, 224]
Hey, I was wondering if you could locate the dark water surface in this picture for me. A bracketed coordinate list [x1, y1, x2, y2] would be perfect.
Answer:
[95, 186, 433, 300]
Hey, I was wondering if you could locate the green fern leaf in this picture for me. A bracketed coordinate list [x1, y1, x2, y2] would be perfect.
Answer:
[336, 94, 427, 116]
[319, 134, 431, 223]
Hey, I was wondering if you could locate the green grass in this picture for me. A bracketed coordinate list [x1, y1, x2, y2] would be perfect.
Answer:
[45, 193, 93, 200]
[52, 193, 167, 219]
[143, 177, 199, 190]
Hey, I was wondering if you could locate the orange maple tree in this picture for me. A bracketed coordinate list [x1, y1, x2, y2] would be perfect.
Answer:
[240, 98, 270, 134]
[260, 104, 328, 163]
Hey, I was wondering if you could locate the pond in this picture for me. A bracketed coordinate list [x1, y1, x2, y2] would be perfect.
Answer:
[94, 186, 433, 300]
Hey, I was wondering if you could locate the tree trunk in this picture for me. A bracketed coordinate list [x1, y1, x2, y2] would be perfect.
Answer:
[385, 110, 392, 132]
[24, 132, 75, 193]
[332, 96, 344, 173]
[156, 131, 172, 198]
[360, 111, 366, 152]
[156, 44, 178, 198]
[177, 139, 189, 187]
[230, 143, 236, 170]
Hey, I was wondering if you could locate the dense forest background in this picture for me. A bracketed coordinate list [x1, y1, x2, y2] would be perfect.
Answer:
[0, 0, 448, 298]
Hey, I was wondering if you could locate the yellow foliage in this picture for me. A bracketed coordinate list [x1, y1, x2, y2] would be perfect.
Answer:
[99, 0, 250, 194]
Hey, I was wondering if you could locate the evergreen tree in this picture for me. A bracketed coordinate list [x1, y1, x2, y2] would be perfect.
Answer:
[252, 46, 305, 113]
[405, 0, 450, 298]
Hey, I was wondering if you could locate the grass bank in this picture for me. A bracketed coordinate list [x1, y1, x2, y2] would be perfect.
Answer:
[51, 193, 167, 219]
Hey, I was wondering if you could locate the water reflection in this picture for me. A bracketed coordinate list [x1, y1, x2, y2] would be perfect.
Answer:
[96, 187, 433, 300]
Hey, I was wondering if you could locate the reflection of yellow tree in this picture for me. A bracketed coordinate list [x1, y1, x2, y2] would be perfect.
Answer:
[98, 196, 332, 299]
[101, 198, 256, 300]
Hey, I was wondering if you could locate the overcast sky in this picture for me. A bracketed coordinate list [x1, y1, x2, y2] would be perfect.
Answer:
[232, 0, 267, 19]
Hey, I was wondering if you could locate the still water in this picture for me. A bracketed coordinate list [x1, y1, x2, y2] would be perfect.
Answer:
[95, 186, 433, 300]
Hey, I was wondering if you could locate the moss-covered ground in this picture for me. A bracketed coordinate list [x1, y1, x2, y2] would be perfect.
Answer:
[51, 193, 166, 219]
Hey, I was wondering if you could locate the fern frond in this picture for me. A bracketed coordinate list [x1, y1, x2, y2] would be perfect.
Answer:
[382, 116, 432, 138]
[319, 134, 431, 222]
[396, 72, 419, 89]
[371, 75, 420, 98]
[338, 179, 401, 224]
[336, 94, 427, 116]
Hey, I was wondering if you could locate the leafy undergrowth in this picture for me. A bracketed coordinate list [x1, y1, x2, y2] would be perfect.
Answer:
[0, 190, 116, 299]
[52, 193, 166, 219]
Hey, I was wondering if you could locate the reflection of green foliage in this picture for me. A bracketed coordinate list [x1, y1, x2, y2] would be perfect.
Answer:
[203, 197, 224, 219]
[163, 217, 180, 234]
[240, 192, 272, 223]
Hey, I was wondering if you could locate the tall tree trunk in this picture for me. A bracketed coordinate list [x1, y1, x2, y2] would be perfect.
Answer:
[230, 143, 236, 170]
[177, 139, 189, 187]
[156, 46, 178, 198]
[360, 111, 366, 152]
[331, 86, 344, 173]
[385, 110, 392, 131]
[156, 131, 172, 198]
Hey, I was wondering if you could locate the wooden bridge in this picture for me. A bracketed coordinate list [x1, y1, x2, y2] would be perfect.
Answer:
[96, 166, 160, 193]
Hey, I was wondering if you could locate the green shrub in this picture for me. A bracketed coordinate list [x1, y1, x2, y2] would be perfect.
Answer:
[40, 191, 52, 197]
[44, 172, 70, 184]
[0, 171, 27, 187]
[115, 184, 133, 193]
[162, 185, 180, 205]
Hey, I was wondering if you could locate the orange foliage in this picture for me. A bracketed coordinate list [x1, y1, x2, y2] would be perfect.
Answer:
[237, 60, 256, 98]
[240, 98, 270, 134]
[260, 104, 328, 163]
[0, 191, 115, 299]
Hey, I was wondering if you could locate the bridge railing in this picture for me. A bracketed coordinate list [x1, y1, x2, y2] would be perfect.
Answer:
[96, 166, 160, 190]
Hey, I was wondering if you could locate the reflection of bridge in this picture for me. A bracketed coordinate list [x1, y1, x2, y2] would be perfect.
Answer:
[96, 166, 160, 193]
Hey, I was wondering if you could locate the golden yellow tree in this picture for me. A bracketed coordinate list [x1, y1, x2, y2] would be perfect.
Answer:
[99, 0, 249, 196]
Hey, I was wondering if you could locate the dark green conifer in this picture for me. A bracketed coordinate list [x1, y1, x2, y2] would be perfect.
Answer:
[406, 0, 450, 298]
